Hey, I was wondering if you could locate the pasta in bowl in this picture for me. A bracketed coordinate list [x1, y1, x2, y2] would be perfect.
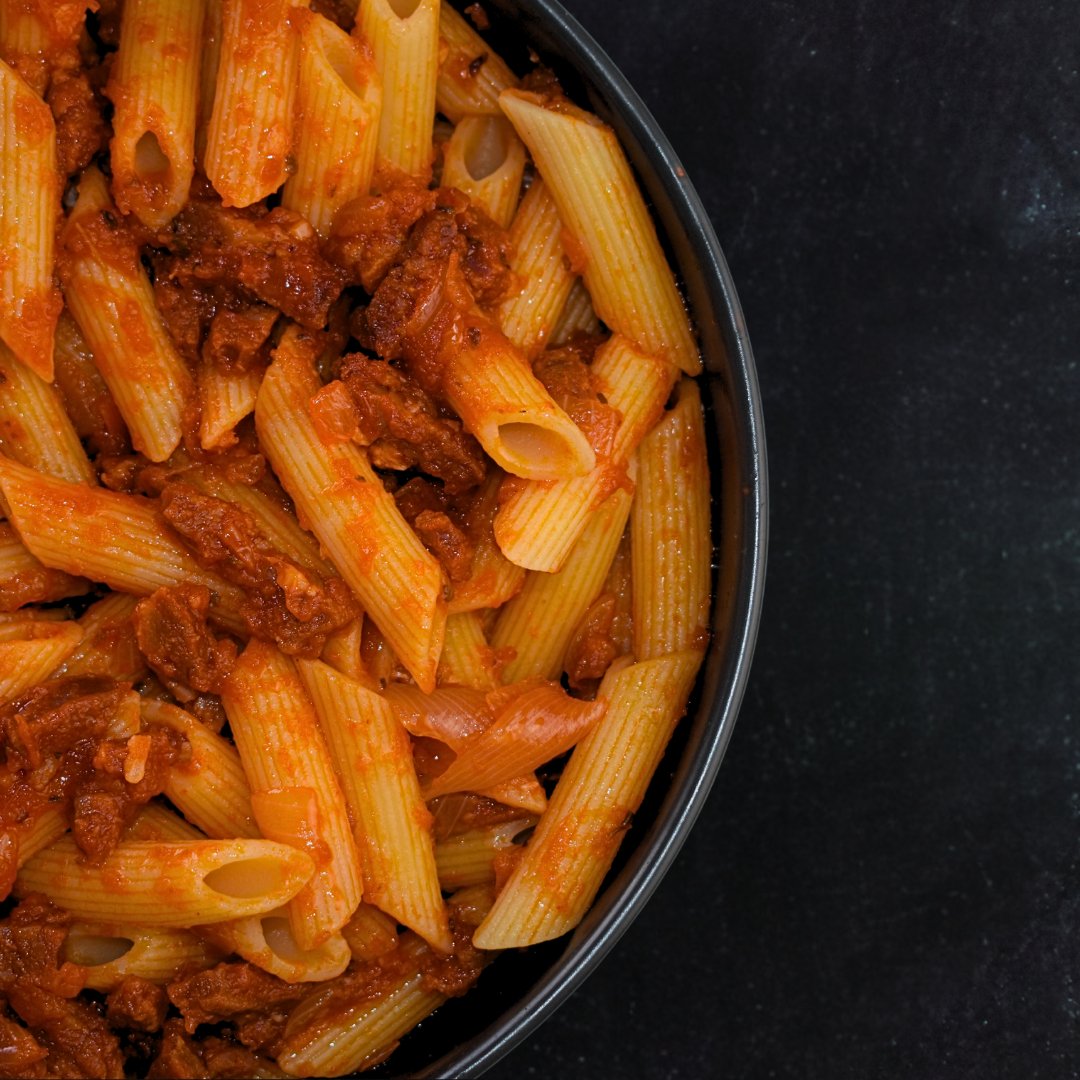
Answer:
[0, 0, 764, 1077]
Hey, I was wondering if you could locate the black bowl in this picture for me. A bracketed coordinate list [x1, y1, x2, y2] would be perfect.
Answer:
[376, 2, 767, 1075]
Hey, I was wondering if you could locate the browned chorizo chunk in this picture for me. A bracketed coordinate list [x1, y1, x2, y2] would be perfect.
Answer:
[533, 336, 621, 458]
[146, 1020, 209, 1080]
[162, 201, 347, 330]
[159, 482, 358, 656]
[49, 63, 109, 178]
[105, 976, 168, 1033]
[335, 355, 488, 493]
[133, 584, 237, 701]
[201, 304, 278, 375]
[324, 174, 440, 292]
[167, 962, 305, 1051]
[564, 592, 619, 690]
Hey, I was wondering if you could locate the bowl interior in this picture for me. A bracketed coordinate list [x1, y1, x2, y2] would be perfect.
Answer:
[370, 2, 767, 1075]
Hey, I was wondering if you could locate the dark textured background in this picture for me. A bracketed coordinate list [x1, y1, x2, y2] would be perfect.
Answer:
[485, 1, 1080, 1077]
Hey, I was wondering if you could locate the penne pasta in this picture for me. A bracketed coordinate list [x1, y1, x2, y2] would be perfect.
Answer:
[282, 9, 382, 236]
[0, 617, 84, 701]
[0, 57, 61, 382]
[67, 923, 225, 992]
[494, 334, 677, 572]
[434, 816, 535, 891]
[500, 89, 700, 375]
[551, 276, 600, 344]
[255, 330, 446, 692]
[437, 609, 500, 689]
[473, 650, 703, 949]
[198, 361, 264, 450]
[491, 484, 634, 683]
[220, 640, 364, 950]
[276, 935, 448, 1077]
[51, 592, 147, 682]
[0, 520, 90, 612]
[141, 698, 260, 841]
[204, 0, 305, 207]
[358, 0, 439, 179]
[107, 0, 207, 227]
[631, 379, 713, 659]
[58, 166, 194, 462]
[0, 456, 248, 633]
[440, 114, 526, 228]
[498, 178, 577, 357]
[297, 657, 451, 952]
[15, 836, 317, 927]
[0, 342, 94, 484]
[200, 912, 352, 984]
[423, 681, 605, 798]
[435, 0, 517, 123]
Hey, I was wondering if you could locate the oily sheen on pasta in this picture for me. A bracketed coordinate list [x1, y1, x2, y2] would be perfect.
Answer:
[0, 1, 712, 1075]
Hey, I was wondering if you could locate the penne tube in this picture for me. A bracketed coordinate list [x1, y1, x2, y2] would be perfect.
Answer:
[58, 166, 194, 462]
[437, 609, 500, 689]
[0, 520, 90, 612]
[341, 902, 399, 962]
[358, 0, 439, 179]
[434, 817, 535, 891]
[15, 836, 317, 926]
[423, 682, 605, 798]
[439, 311, 596, 482]
[107, 0, 207, 226]
[297, 657, 451, 953]
[141, 698, 260, 841]
[221, 641, 363, 950]
[198, 361, 264, 450]
[0, 58, 61, 382]
[282, 10, 382, 236]
[494, 334, 677, 572]
[195, 0, 223, 163]
[0, 456, 249, 634]
[67, 923, 225, 992]
[0, 618, 84, 701]
[255, 332, 446, 692]
[631, 379, 712, 659]
[435, 1, 517, 123]
[491, 484, 634, 683]
[551, 276, 600, 345]
[276, 935, 447, 1077]
[498, 178, 577, 357]
[0, 342, 95, 484]
[204, 0, 305, 208]
[200, 912, 352, 984]
[440, 114, 525, 228]
[500, 89, 700, 375]
[51, 592, 147, 682]
[473, 650, 703, 949]
[2, 802, 68, 893]
[320, 617, 376, 684]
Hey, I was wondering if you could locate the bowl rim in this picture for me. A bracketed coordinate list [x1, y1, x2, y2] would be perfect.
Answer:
[414, 1, 769, 1075]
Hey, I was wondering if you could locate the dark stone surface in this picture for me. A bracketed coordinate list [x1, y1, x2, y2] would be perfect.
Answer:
[487, 1, 1080, 1077]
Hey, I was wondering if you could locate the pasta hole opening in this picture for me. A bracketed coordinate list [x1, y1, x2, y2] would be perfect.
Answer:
[388, 0, 422, 18]
[497, 422, 575, 471]
[64, 934, 134, 966]
[134, 132, 170, 181]
[203, 857, 288, 898]
[324, 35, 365, 96]
[463, 117, 512, 180]
[262, 916, 306, 962]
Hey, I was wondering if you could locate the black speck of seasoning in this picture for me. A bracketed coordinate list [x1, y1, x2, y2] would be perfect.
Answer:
[468, 52, 488, 77]
[101, 210, 117, 227]
[467, 326, 482, 347]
